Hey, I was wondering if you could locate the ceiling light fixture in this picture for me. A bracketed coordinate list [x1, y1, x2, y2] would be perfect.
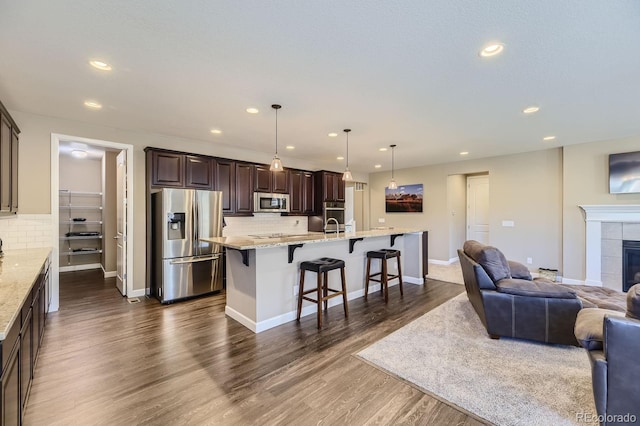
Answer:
[269, 104, 283, 172]
[543, 136, 556, 141]
[523, 106, 540, 114]
[210, 129, 222, 135]
[342, 129, 353, 182]
[328, 132, 338, 138]
[71, 150, 88, 159]
[460, 151, 469, 156]
[285, 145, 295, 150]
[479, 43, 504, 57]
[89, 60, 112, 71]
[388, 144, 398, 190]
[84, 101, 102, 110]
[337, 156, 344, 160]
[374, 164, 382, 169]
[246, 107, 259, 114]
[379, 147, 388, 152]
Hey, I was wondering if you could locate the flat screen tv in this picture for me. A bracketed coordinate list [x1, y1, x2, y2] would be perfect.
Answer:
[609, 151, 640, 194]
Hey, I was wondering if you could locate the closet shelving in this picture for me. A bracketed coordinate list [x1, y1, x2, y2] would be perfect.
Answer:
[59, 190, 103, 269]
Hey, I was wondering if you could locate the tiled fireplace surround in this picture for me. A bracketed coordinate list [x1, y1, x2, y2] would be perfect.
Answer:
[580, 205, 640, 290]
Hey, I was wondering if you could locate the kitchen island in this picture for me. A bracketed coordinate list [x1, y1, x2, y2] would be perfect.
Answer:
[202, 228, 428, 333]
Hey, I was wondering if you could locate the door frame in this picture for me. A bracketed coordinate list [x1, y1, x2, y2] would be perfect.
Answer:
[50, 133, 136, 311]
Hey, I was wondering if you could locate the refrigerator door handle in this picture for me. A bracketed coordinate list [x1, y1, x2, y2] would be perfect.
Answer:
[170, 255, 220, 265]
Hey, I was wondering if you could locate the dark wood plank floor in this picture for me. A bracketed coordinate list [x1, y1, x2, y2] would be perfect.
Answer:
[24, 270, 484, 425]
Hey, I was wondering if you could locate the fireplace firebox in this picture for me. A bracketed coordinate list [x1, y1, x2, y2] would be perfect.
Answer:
[623, 240, 640, 292]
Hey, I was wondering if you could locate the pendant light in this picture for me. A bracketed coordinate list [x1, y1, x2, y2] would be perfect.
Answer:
[269, 104, 283, 172]
[388, 144, 398, 190]
[342, 128, 353, 181]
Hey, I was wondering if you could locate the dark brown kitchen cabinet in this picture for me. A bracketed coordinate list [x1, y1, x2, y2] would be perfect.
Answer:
[0, 114, 11, 213]
[151, 150, 184, 187]
[0, 257, 49, 424]
[10, 130, 18, 212]
[289, 170, 315, 215]
[185, 155, 214, 189]
[215, 159, 235, 214]
[316, 171, 345, 203]
[234, 162, 254, 214]
[254, 165, 289, 194]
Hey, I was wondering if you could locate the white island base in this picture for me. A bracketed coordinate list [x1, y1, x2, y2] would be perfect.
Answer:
[216, 230, 428, 333]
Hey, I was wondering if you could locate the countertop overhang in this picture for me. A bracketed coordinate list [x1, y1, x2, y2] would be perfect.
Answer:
[201, 228, 426, 250]
[0, 247, 52, 339]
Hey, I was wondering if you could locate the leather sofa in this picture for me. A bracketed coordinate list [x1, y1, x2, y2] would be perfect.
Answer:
[574, 285, 640, 425]
[458, 240, 584, 345]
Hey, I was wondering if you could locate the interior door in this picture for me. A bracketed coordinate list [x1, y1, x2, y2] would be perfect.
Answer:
[466, 175, 490, 244]
[115, 150, 127, 296]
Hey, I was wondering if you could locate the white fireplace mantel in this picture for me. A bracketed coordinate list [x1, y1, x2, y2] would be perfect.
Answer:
[579, 205, 640, 286]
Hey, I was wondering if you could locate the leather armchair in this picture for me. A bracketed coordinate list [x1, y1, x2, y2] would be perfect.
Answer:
[575, 285, 640, 425]
[458, 240, 582, 345]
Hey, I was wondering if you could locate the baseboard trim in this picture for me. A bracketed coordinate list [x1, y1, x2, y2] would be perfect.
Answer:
[102, 268, 117, 278]
[561, 277, 588, 286]
[225, 306, 258, 333]
[128, 289, 147, 298]
[403, 276, 424, 285]
[429, 258, 458, 265]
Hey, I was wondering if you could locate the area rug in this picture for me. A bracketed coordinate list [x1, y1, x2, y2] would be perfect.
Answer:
[357, 294, 596, 426]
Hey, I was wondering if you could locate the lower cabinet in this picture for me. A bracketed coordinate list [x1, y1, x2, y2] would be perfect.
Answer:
[0, 258, 49, 424]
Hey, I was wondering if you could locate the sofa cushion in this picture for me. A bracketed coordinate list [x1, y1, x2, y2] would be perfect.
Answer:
[627, 284, 640, 320]
[508, 260, 532, 280]
[463, 240, 511, 283]
[575, 308, 626, 350]
[561, 285, 627, 312]
[495, 278, 577, 299]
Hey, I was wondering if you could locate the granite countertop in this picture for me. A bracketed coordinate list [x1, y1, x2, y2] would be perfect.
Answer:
[0, 248, 52, 340]
[202, 228, 426, 250]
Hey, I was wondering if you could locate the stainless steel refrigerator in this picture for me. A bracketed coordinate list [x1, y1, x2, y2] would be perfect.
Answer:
[152, 188, 224, 303]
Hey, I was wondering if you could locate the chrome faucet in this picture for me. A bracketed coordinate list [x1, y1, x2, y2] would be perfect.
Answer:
[324, 218, 340, 234]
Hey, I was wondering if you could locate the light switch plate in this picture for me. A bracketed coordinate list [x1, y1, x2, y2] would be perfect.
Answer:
[378, 218, 386, 223]
[502, 220, 515, 227]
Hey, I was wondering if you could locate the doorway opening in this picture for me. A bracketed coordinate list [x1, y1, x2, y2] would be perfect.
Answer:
[50, 134, 135, 311]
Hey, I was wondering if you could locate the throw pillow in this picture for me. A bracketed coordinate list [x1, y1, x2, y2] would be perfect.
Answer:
[508, 260, 532, 280]
[574, 308, 626, 351]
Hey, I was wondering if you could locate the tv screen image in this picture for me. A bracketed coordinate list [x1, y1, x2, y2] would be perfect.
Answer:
[609, 151, 640, 194]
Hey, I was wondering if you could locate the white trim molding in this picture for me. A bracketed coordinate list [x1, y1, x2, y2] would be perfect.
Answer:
[579, 205, 640, 287]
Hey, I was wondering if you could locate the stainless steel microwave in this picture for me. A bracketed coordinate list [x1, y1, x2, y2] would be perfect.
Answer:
[254, 192, 290, 213]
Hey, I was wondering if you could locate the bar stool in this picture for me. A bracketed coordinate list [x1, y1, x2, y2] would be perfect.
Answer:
[365, 249, 403, 303]
[297, 257, 349, 328]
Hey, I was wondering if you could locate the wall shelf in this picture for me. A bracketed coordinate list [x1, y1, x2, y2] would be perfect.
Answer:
[59, 190, 103, 269]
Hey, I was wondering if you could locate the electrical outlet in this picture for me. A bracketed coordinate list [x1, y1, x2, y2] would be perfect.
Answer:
[526, 257, 533, 265]
[378, 218, 385, 223]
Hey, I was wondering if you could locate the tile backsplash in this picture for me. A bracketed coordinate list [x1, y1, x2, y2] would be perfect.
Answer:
[223, 214, 309, 237]
[0, 214, 52, 249]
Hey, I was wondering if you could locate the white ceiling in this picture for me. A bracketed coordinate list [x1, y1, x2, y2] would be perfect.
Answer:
[1, 1, 639, 173]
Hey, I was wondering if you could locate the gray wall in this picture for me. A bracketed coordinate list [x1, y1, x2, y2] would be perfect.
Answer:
[369, 148, 563, 271]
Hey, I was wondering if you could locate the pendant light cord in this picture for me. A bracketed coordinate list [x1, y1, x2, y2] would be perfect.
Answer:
[346, 131, 349, 167]
[275, 107, 278, 155]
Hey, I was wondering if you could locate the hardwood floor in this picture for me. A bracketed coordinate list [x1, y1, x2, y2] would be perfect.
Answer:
[24, 270, 484, 425]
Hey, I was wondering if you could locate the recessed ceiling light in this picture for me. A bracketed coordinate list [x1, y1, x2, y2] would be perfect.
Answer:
[523, 106, 540, 114]
[379, 147, 388, 152]
[460, 151, 469, 156]
[337, 156, 344, 160]
[543, 136, 556, 141]
[246, 107, 259, 114]
[479, 43, 504, 57]
[328, 133, 338, 138]
[89, 60, 112, 71]
[374, 164, 382, 168]
[84, 101, 102, 110]
[285, 145, 295, 150]
[210, 129, 222, 135]
[71, 150, 88, 158]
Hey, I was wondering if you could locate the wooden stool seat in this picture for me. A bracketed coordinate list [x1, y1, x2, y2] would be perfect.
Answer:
[365, 249, 403, 302]
[297, 257, 348, 328]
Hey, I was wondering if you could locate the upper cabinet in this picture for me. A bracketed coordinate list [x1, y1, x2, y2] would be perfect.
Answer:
[214, 159, 253, 216]
[254, 165, 289, 194]
[315, 171, 345, 204]
[289, 170, 315, 215]
[147, 149, 214, 190]
[234, 162, 254, 214]
[0, 100, 19, 215]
